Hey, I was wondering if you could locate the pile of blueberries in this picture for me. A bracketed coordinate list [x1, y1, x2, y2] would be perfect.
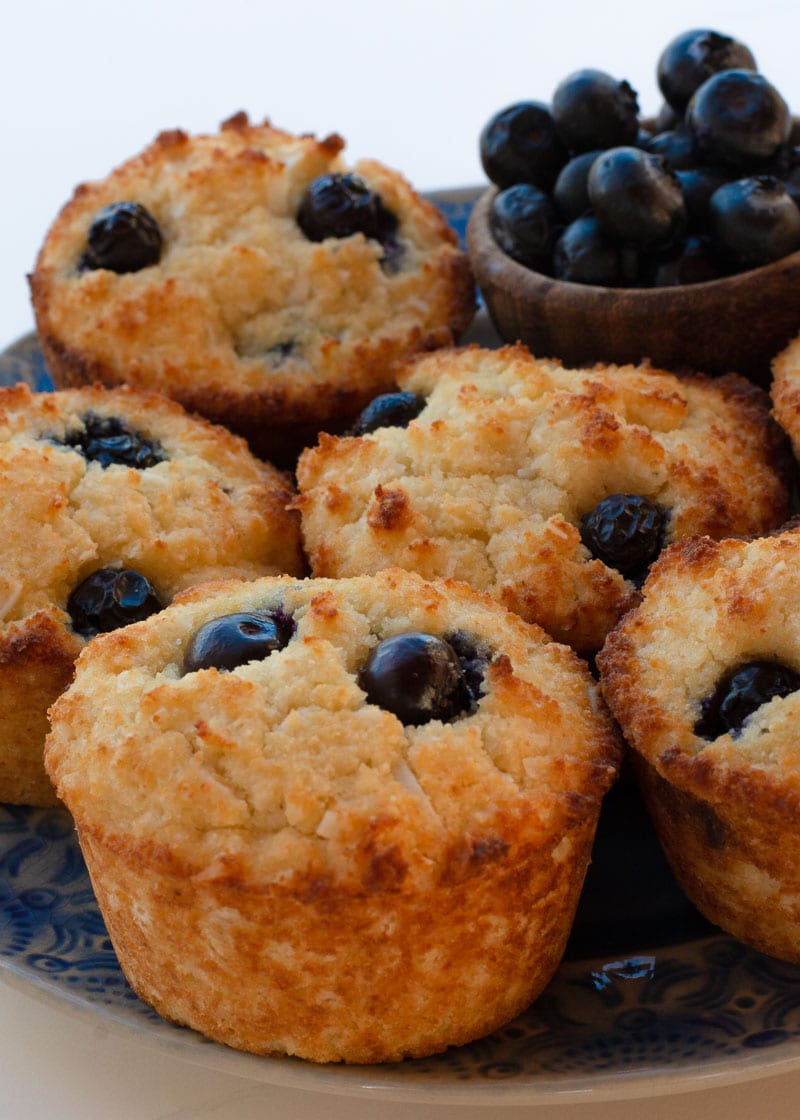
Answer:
[481, 29, 800, 286]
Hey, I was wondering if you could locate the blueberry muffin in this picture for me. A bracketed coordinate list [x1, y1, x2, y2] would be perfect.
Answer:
[0, 382, 303, 806]
[44, 569, 620, 1063]
[29, 113, 475, 465]
[296, 344, 791, 654]
[599, 529, 800, 963]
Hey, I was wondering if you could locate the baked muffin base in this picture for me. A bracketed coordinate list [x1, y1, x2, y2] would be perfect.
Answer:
[45, 569, 620, 1061]
[599, 532, 800, 964]
[77, 805, 598, 1063]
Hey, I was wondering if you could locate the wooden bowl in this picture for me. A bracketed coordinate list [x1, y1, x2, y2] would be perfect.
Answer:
[467, 186, 800, 385]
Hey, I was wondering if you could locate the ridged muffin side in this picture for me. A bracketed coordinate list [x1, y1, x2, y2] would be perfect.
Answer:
[0, 383, 303, 805]
[599, 530, 800, 962]
[45, 569, 620, 1063]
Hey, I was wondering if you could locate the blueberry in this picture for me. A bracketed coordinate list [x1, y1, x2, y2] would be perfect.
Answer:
[553, 215, 639, 287]
[653, 102, 681, 133]
[657, 29, 757, 113]
[490, 183, 560, 271]
[80, 202, 163, 273]
[183, 609, 295, 673]
[349, 392, 426, 436]
[695, 660, 800, 740]
[68, 568, 163, 638]
[297, 173, 398, 246]
[552, 151, 602, 222]
[771, 146, 800, 207]
[645, 128, 696, 171]
[479, 101, 567, 191]
[443, 630, 493, 707]
[552, 69, 640, 153]
[580, 495, 666, 581]
[588, 147, 687, 249]
[357, 632, 471, 726]
[61, 412, 164, 469]
[266, 340, 296, 361]
[687, 70, 790, 170]
[644, 234, 722, 286]
[709, 176, 800, 269]
[675, 166, 731, 229]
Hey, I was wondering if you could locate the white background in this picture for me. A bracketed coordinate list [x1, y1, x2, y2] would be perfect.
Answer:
[4, 1, 800, 1116]
[4, 0, 800, 347]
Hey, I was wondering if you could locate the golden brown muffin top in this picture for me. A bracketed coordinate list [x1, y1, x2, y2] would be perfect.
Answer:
[598, 529, 800, 814]
[29, 114, 475, 436]
[45, 569, 620, 888]
[297, 344, 791, 653]
[0, 382, 303, 631]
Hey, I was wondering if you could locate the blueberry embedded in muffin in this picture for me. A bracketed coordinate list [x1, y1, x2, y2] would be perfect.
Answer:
[29, 114, 476, 466]
[79, 201, 163, 273]
[44, 569, 620, 1063]
[0, 382, 304, 806]
[297, 344, 791, 654]
[53, 410, 165, 469]
[598, 529, 800, 963]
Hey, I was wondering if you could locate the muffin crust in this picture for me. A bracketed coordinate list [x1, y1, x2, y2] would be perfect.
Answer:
[599, 530, 800, 962]
[297, 344, 790, 653]
[29, 114, 475, 464]
[0, 382, 303, 805]
[45, 569, 620, 1062]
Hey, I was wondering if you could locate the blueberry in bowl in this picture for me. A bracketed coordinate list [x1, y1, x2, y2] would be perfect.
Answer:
[468, 27, 800, 383]
[467, 181, 800, 383]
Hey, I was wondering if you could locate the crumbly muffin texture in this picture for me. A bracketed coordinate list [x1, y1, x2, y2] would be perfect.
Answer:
[771, 333, 800, 457]
[45, 569, 620, 1063]
[297, 344, 790, 654]
[0, 382, 303, 805]
[29, 114, 475, 463]
[598, 530, 800, 962]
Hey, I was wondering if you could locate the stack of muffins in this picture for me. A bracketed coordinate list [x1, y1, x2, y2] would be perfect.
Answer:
[12, 110, 800, 1064]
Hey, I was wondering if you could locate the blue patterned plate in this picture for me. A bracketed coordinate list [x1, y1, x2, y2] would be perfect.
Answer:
[3, 191, 800, 1105]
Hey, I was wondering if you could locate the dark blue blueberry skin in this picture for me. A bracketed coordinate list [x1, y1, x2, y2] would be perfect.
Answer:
[645, 128, 696, 171]
[653, 102, 681, 133]
[443, 630, 492, 707]
[480, 101, 567, 192]
[580, 495, 666, 582]
[695, 660, 800, 740]
[183, 609, 295, 673]
[297, 173, 398, 244]
[588, 147, 687, 249]
[709, 176, 800, 270]
[357, 632, 472, 726]
[644, 234, 723, 286]
[349, 392, 426, 437]
[770, 145, 800, 207]
[687, 70, 790, 171]
[60, 412, 164, 469]
[68, 568, 163, 638]
[553, 215, 639, 287]
[552, 151, 603, 222]
[657, 29, 757, 113]
[675, 166, 731, 229]
[490, 183, 561, 272]
[552, 69, 639, 154]
[80, 202, 163, 273]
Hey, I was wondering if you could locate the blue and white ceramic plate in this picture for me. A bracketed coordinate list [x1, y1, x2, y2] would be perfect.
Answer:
[2, 191, 800, 1106]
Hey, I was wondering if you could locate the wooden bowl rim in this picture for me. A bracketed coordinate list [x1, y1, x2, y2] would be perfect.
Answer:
[467, 185, 800, 303]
